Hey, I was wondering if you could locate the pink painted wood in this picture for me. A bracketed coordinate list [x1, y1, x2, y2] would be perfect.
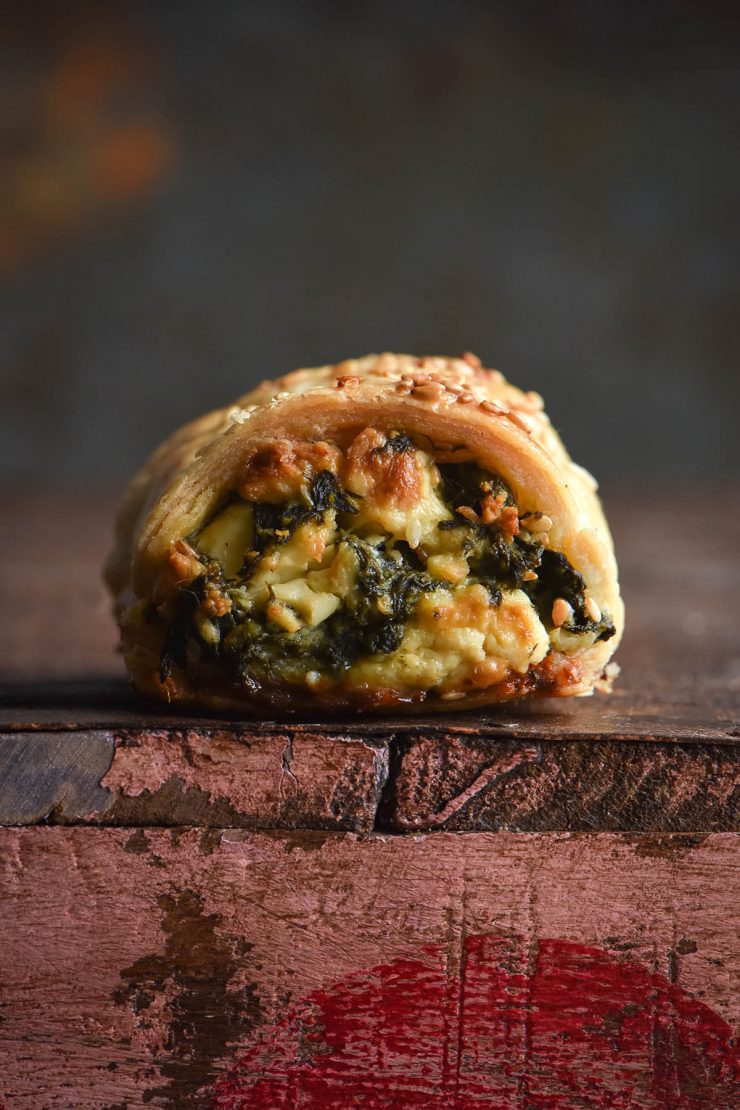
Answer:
[0, 830, 737, 1108]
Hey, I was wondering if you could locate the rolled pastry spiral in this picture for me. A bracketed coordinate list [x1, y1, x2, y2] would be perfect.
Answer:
[105, 353, 624, 714]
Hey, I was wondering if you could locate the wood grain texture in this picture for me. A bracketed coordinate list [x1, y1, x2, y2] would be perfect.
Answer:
[1, 727, 737, 832]
[0, 729, 388, 831]
[379, 734, 740, 832]
[0, 830, 737, 1108]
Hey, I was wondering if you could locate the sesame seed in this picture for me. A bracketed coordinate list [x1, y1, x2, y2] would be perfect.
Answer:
[412, 381, 445, 400]
[522, 569, 538, 582]
[456, 392, 475, 404]
[507, 411, 532, 434]
[445, 382, 464, 395]
[463, 351, 482, 368]
[479, 399, 506, 415]
[336, 375, 360, 388]
[552, 598, 571, 627]
[407, 519, 423, 548]
[274, 391, 290, 401]
[584, 596, 602, 623]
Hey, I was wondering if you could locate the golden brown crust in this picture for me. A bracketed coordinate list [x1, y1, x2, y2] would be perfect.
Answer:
[105, 353, 624, 713]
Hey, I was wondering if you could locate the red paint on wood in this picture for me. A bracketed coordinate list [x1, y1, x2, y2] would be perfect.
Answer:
[1, 830, 737, 1107]
[213, 934, 738, 1108]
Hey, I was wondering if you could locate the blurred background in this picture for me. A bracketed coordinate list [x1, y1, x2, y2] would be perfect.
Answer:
[1, 0, 738, 489]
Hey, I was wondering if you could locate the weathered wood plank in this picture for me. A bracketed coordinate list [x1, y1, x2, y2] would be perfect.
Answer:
[380, 734, 740, 832]
[0, 830, 737, 1108]
[0, 729, 388, 831]
[1, 728, 737, 832]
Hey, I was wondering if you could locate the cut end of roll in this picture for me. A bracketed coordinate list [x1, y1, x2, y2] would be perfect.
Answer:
[106, 354, 624, 715]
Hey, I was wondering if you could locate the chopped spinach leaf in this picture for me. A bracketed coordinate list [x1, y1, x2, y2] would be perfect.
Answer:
[526, 549, 616, 641]
[308, 470, 359, 514]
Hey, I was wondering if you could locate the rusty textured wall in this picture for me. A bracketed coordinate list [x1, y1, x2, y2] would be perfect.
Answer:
[0, 1, 738, 485]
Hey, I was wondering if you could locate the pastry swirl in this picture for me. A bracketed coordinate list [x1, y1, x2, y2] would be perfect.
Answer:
[105, 353, 624, 713]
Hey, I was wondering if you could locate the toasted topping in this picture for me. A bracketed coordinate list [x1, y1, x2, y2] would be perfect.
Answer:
[411, 381, 445, 400]
[479, 399, 506, 415]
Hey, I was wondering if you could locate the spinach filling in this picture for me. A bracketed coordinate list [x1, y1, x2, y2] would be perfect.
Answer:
[221, 537, 441, 685]
[252, 471, 358, 556]
[160, 459, 614, 688]
[437, 463, 615, 640]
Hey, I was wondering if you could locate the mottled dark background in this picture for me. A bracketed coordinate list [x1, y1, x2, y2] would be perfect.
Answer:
[1, 0, 738, 487]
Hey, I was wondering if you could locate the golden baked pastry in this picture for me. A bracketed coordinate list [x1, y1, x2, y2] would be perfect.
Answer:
[105, 353, 624, 713]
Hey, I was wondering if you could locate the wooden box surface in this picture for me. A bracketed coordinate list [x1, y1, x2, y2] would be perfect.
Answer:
[0, 491, 738, 1108]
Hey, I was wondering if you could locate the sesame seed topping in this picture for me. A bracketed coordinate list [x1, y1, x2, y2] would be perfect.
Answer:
[552, 598, 571, 627]
[407, 519, 423, 548]
[507, 411, 533, 434]
[479, 399, 506, 415]
[445, 382, 464, 395]
[336, 374, 360, 388]
[456, 392, 475, 404]
[463, 351, 482, 368]
[522, 569, 538, 582]
[412, 381, 445, 400]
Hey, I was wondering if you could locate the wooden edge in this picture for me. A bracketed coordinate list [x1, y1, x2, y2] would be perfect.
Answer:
[1, 727, 737, 832]
[0, 729, 389, 832]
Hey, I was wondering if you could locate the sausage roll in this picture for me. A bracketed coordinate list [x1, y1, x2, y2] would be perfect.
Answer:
[105, 353, 624, 713]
